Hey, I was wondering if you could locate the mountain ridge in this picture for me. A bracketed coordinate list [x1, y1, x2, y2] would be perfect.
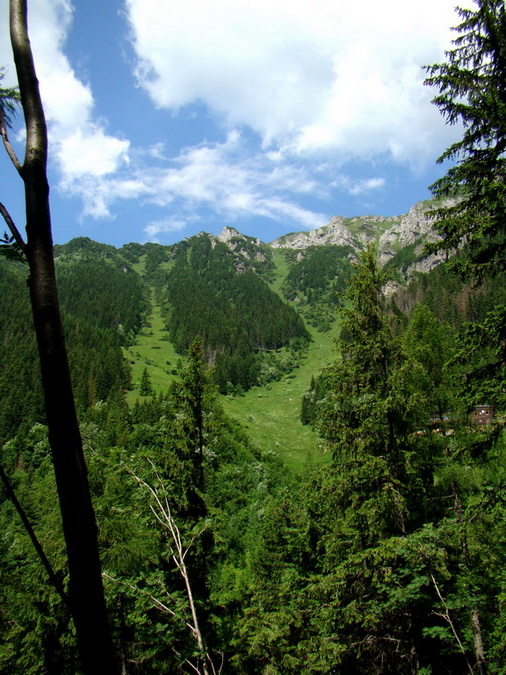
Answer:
[52, 198, 449, 301]
[205, 198, 448, 283]
[269, 199, 446, 272]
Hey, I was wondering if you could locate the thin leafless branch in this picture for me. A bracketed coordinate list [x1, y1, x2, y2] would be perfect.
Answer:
[0, 201, 27, 253]
[430, 572, 473, 674]
[125, 462, 218, 675]
[0, 108, 22, 174]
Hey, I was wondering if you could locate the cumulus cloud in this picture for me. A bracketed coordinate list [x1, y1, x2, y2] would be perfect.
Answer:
[0, 0, 129, 184]
[126, 0, 461, 166]
[0, 0, 470, 240]
[61, 131, 328, 231]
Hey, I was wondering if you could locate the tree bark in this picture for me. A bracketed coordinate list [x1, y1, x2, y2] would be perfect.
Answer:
[9, 1, 117, 672]
[452, 485, 488, 675]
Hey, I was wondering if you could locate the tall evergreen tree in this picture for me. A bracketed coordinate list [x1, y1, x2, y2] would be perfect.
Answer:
[318, 247, 412, 484]
[425, 0, 506, 279]
[402, 303, 456, 419]
[139, 367, 154, 396]
[293, 248, 448, 671]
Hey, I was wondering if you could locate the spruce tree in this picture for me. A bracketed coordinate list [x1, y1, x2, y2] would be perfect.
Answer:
[424, 0, 506, 279]
[318, 246, 411, 489]
[139, 367, 153, 396]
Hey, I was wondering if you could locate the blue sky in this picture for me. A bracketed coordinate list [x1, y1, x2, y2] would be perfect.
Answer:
[0, 0, 465, 247]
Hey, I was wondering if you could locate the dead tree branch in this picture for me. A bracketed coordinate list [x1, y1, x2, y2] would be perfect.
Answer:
[0, 108, 22, 173]
[430, 572, 473, 674]
[0, 201, 27, 254]
[126, 461, 218, 675]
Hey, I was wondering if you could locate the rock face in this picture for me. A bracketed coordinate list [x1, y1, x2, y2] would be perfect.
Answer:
[216, 225, 239, 243]
[377, 201, 446, 272]
[270, 199, 448, 279]
[202, 199, 452, 283]
[216, 226, 264, 251]
[270, 216, 358, 250]
[213, 226, 269, 268]
[271, 202, 439, 252]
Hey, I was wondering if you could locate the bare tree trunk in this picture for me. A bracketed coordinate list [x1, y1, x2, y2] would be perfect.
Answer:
[470, 607, 488, 675]
[452, 485, 488, 675]
[9, 1, 117, 672]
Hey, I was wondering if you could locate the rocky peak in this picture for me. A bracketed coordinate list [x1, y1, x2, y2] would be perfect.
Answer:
[270, 216, 356, 250]
[217, 226, 242, 244]
[212, 226, 268, 269]
[268, 199, 455, 283]
[217, 226, 263, 251]
[377, 200, 451, 273]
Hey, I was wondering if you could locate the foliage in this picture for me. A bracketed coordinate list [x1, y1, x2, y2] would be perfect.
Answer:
[450, 303, 506, 409]
[383, 241, 427, 279]
[0, 257, 134, 441]
[159, 234, 310, 392]
[55, 249, 149, 343]
[2, 226, 506, 672]
[424, 0, 506, 279]
[0, 67, 20, 128]
[281, 245, 353, 331]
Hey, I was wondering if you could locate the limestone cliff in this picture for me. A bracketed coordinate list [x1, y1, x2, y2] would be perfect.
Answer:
[269, 199, 449, 279]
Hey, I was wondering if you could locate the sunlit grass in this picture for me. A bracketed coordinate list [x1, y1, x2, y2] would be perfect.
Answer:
[123, 293, 183, 405]
[222, 325, 336, 472]
[124, 249, 339, 471]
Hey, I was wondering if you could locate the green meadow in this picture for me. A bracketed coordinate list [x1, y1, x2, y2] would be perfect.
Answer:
[123, 297, 181, 405]
[221, 326, 335, 471]
[124, 294, 336, 471]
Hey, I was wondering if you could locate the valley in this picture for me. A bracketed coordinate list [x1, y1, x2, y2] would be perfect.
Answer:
[123, 256, 336, 472]
[3, 1, 506, 667]
[2, 199, 506, 674]
[131, 310, 335, 471]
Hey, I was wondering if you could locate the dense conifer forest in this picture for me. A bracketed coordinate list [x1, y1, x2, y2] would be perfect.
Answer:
[0, 221, 505, 673]
[1, 1, 506, 670]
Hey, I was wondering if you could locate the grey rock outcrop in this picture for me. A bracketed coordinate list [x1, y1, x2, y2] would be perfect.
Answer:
[377, 201, 446, 273]
[270, 216, 358, 250]
[270, 199, 449, 280]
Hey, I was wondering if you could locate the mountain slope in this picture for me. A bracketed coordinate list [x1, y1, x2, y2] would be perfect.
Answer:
[271, 199, 446, 274]
[0, 198, 461, 468]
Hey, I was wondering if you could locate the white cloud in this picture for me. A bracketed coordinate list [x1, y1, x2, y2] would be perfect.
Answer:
[0, 0, 470, 240]
[0, 0, 130, 186]
[60, 131, 328, 232]
[332, 176, 386, 196]
[126, 0, 462, 167]
[144, 217, 189, 241]
[58, 127, 130, 178]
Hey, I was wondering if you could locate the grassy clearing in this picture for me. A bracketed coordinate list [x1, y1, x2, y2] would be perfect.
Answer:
[124, 297, 338, 471]
[123, 296, 182, 405]
[222, 325, 336, 472]
[268, 249, 290, 297]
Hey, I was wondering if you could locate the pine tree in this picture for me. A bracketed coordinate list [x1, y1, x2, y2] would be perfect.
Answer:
[424, 0, 506, 279]
[139, 367, 153, 396]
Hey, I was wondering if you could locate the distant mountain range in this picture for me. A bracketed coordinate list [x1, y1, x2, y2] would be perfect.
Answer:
[201, 198, 448, 282]
[0, 195, 493, 438]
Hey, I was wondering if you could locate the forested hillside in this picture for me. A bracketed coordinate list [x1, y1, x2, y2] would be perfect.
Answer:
[156, 234, 309, 392]
[0, 247, 143, 443]
[1, 203, 506, 672]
